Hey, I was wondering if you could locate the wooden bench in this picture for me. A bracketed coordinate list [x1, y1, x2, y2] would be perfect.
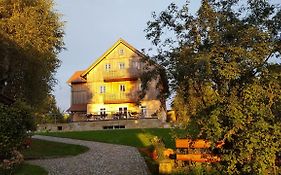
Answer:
[170, 139, 223, 163]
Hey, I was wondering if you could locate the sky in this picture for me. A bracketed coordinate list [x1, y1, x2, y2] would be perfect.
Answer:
[53, 0, 201, 111]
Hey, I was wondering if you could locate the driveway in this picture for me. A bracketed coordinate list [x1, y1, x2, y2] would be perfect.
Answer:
[28, 135, 150, 175]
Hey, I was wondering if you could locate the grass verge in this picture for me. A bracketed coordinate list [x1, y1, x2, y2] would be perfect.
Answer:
[13, 163, 48, 175]
[23, 138, 89, 159]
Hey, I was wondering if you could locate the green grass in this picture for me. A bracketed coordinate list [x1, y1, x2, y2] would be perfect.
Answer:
[23, 138, 89, 159]
[13, 163, 48, 175]
[39, 128, 185, 149]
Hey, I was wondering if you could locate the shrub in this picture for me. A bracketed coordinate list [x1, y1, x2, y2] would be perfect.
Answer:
[0, 101, 35, 174]
[151, 136, 166, 161]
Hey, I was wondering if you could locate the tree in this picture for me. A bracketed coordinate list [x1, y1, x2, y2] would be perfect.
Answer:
[145, 0, 281, 174]
[35, 94, 64, 124]
[0, 0, 64, 109]
[0, 0, 64, 172]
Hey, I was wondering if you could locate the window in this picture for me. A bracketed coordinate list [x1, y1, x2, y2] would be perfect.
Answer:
[120, 84, 125, 92]
[119, 49, 124, 55]
[87, 92, 93, 101]
[119, 107, 128, 118]
[138, 83, 142, 91]
[105, 64, 111, 71]
[140, 106, 147, 118]
[57, 126, 63, 131]
[100, 86, 106, 93]
[119, 62, 125, 69]
[132, 61, 140, 69]
[100, 108, 106, 118]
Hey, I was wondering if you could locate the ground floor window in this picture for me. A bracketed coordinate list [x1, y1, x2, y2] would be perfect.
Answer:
[140, 106, 147, 118]
[119, 107, 128, 119]
[100, 108, 106, 118]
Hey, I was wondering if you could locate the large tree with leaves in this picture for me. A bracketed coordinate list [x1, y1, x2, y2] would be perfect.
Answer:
[0, 0, 64, 108]
[145, 0, 281, 174]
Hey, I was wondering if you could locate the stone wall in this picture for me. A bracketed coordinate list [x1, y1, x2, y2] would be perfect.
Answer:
[37, 118, 164, 132]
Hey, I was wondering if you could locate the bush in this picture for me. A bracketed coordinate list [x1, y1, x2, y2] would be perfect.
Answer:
[0, 101, 35, 174]
[151, 136, 166, 161]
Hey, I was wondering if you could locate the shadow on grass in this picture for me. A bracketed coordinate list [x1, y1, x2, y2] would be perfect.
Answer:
[23, 139, 89, 160]
[13, 163, 48, 175]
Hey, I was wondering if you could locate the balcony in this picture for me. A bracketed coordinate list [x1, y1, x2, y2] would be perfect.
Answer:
[103, 69, 140, 82]
[104, 93, 137, 104]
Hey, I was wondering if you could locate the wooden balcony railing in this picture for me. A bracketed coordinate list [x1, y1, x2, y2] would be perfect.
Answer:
[103, 69, 140, 82]
[103, 93, 137, 104]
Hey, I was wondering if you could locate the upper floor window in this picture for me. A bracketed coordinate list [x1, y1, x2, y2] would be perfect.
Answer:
[138, 83, 142, 91]
[105, 64, 111, 71]
[132, 61, 140, 69]
[119, 49, 124, 55]
[100, 86, 106, 93]
[120, 84, 125, 92]
[119, 62, 125, 69]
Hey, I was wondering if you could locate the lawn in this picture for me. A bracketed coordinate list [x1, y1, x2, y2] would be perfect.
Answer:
[39, 128, 185, 149]
[12, 138, 89, 175]
[13, 163, 48, 175]
[23, 138, 89, 159]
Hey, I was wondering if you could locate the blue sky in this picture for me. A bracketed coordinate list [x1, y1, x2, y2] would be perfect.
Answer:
[53, 0, 201, 111]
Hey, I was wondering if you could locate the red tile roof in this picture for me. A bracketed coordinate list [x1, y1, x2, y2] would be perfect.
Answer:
[67, 104, 87, 112]
[67, 71, 86, 84]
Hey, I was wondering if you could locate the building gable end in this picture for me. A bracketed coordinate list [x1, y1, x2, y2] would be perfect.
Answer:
[81, 38, 145, 78]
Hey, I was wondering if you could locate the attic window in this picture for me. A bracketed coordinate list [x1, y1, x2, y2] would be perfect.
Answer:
[105, 64, 111, 71]
[119, 49, 124, 55]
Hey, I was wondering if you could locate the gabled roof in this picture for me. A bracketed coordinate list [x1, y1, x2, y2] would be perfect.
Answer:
[81, 38, 145, 78]
[66, 104, 87, 112]
[67, 70, 86, 84]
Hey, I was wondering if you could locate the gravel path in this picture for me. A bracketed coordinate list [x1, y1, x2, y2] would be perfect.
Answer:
[27, 135, 150, 175]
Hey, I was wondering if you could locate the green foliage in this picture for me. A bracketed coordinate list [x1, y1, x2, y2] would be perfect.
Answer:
[173, 162, 219, 175]
[0, 0, 64, 109]
[35, 94, 64, 124]
[0, 101, 35, 173]
[145, 0, 281, 174]
[151, 136, 166, 161]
